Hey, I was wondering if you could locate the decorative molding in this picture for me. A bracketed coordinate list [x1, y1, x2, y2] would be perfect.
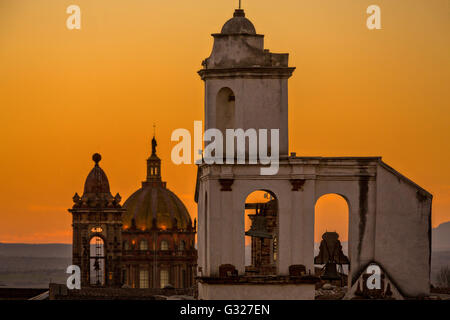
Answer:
[290, 179, 305, 191]
[219, 179, 234, 191]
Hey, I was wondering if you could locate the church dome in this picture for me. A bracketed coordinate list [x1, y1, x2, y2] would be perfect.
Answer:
[122, 137, 193, 231]
[221, 9, 256, 35]
[83, 153, 111, 195]
[72, 153, 122, 209]
[123, 184, 192, 230]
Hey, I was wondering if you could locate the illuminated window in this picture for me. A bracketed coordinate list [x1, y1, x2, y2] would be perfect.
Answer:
[91, 227, 103, 233]
[139, 240, 148, 251]
[139, 269, 149, 289]
[160, 240, 169, 251]
[179, 240, 185, 251]
[160, 269, 169, 288]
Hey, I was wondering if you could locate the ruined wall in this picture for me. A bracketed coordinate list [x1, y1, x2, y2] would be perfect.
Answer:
[373, 163, 432, 297]
[196, 158, 432, 299]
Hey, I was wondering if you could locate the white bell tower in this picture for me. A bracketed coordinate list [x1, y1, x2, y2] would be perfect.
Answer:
[195, 7, 433, 301]
[195, 9, 319, 300]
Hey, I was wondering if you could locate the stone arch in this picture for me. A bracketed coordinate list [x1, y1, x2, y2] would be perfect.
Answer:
[314, 192, 352, 284]
[216, 87, 236, 134]
[89, 235, 106, 286]
[314, 193, 351, 243]
[244, 189, 279, 275]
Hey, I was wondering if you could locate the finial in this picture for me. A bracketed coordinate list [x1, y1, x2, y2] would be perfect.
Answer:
[153, 123, 156, 138]
[92, 153, 102, 166]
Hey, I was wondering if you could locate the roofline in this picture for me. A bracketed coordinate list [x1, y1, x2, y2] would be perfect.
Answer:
[194, 156, 433, 200]
[378, 160, 432, 198]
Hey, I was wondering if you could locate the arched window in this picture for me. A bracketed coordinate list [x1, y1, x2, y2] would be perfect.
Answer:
[123, 240, 129, 250]
[139, 240, 148, 251]
[179, 240, 186, 251]
[160, 269, 169, 288]
[216, 87, 236, 135]
[160, 240, 169, 251]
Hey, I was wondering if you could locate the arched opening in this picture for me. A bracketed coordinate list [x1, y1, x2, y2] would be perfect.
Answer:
[216, 87, 235, 134]
[244, 190, 278, 275]
[314, 194, 350, 286]
[89, 236, 105, 286]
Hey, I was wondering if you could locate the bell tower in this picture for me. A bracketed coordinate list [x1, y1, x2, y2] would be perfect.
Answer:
[195, 9, 314, 300]
[196, 6, 432, 301]
[69, 153, 125, 288]
[198, 8, 295, 157]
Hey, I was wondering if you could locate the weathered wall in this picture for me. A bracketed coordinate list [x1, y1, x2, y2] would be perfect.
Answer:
[196, 157, 432, 299]
[198, 283, 315, 300]
[204, 78, 289, 156]
[373, 163, 431, 297]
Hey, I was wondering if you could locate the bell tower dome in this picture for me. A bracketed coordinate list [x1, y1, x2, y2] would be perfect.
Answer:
[69, 154, 125, 288]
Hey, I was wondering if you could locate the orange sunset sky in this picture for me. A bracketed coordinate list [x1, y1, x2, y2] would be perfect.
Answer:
[0, 0, 449, 243]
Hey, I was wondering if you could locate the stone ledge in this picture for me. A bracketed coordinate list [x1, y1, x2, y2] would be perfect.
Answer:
[197, 275, 320, 285]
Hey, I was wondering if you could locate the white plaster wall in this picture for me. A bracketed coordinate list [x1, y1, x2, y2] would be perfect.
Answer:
[374, 164, 431, 297]
[205, 78, 289, 156]
[196, 158, 432, 298]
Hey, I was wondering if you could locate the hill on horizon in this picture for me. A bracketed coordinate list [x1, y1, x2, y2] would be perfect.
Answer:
[0, 222, 449, 287]
[432, 221, 450, 251]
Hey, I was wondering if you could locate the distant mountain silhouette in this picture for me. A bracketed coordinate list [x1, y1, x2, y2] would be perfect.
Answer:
[0, 243, 71, 258]
[432, 222, 450, 251]
[0, 222, 449, 287]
